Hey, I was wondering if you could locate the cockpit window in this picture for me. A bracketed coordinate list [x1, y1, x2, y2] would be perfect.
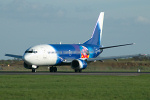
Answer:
[25, 50, 37, 53]
[33, 51, 37, 53]
[25, 51, 32, 53]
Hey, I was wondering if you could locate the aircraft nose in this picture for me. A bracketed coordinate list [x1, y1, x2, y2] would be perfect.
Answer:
[23, 54, 32, 64]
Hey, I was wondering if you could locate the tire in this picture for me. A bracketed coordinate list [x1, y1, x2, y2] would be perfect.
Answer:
[54, 67, 57, 72]
[75, 69, 82, 73]
[79, 69, 82, 73]
[50, 67, 53, 72]
[75, 69, 78, 72]
[32, 69, 36, 73]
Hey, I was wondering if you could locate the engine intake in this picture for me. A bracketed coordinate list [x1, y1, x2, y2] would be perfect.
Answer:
[71, 59, 87, 69]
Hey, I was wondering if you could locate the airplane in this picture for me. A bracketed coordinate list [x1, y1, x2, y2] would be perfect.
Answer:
[5, 12, 138, 72]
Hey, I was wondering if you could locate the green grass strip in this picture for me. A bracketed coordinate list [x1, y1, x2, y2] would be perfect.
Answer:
[0, 75, 150, 100]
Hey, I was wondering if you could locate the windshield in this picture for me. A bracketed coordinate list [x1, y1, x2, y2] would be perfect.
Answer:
[25, 50, 37, 53]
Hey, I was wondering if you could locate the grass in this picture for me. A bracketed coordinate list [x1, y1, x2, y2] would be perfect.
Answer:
[0, 75, 150, 100]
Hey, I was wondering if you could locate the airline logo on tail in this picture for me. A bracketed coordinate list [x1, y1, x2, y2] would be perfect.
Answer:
[80, 46, 89, 58]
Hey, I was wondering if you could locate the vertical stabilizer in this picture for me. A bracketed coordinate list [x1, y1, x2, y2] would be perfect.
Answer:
[84, 12, 104, 46]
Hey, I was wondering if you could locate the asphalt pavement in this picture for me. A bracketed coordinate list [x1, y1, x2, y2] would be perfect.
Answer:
[0, 71, 150, 76]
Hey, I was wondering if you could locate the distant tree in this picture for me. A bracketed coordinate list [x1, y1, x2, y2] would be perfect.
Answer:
[133, 54, 150, 61]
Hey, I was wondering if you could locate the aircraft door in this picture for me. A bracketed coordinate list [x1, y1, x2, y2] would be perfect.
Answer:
[41, 47, 47, 59]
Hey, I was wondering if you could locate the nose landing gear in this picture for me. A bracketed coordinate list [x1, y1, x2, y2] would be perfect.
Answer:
[32, 69, 36, 72]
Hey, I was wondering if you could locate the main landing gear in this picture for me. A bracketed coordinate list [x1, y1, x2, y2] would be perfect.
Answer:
[31, 66, 57, 73]
[49, 66, 57, 72]
[75, 69, 82, 73]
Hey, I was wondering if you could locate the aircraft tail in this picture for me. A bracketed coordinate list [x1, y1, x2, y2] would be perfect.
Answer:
[84, 12, 104, 46]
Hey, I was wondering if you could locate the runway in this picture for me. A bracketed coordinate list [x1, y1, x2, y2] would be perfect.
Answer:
[0, 71, 150, 76]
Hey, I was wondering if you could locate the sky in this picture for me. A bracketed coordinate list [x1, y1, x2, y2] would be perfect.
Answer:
[0, 0, 150, 60]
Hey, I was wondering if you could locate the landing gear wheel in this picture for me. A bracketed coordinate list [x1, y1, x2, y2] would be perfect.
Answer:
[54, 67, 57, 72]
[79, 69, 82, 73]
[49, 66, 57, 72]
[75, 69, 82, 73]
[32, 69, 36, 73]
[75, 69, 78, 72]
[50, 67, 53, 72]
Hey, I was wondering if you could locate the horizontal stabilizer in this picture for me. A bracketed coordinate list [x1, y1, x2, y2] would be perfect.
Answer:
[100, 43, 135, 49]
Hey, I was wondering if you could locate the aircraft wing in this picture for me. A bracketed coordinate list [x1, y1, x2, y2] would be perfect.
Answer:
[86, 54, 145, 62]
[5, 54, 23, 59]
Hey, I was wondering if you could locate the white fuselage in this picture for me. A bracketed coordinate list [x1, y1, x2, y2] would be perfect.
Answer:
[23, 44, 58, 66]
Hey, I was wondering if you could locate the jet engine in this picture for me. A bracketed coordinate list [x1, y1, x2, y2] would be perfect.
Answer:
[71, 59, 87, 69]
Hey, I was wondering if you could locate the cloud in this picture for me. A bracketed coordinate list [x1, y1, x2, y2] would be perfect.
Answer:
[0, 0, 99, 22]
[0, 0, 67, 22]
[135, 16, 150, 24]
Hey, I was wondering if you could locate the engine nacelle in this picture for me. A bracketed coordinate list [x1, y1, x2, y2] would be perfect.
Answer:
[71, 59, 87, 69]
[24, 62, 38, 69]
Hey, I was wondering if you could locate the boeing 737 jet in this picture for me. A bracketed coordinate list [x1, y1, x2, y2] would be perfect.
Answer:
[5, 12, 138, 72]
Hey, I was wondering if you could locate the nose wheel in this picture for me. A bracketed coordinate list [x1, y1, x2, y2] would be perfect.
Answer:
[32, 69, 36, 72]
[49, 66, 57, 72]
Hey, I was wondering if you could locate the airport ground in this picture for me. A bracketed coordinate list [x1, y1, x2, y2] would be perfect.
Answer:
[0, 74, 150, 100]
[0, 58, 150, 100]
